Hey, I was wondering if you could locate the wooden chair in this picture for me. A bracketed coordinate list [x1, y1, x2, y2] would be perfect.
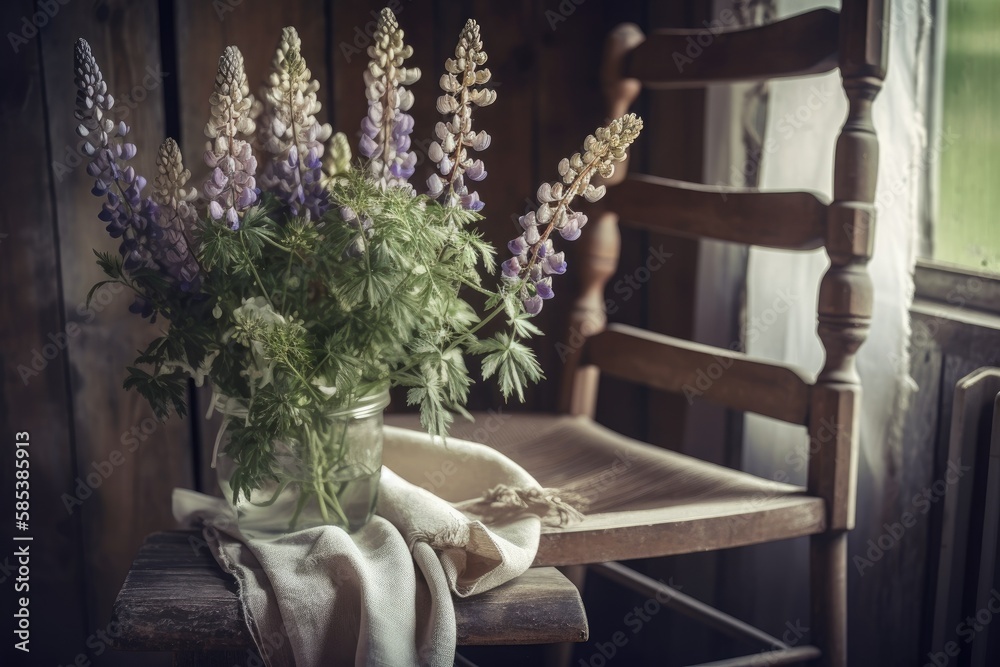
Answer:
[390, 1, 888, 665]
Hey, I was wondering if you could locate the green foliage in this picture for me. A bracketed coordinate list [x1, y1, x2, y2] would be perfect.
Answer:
[99, 168, 545, 501]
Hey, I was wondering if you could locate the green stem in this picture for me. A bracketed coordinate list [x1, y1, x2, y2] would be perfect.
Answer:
[458, 278, 495, 298]
[288, 490, 310, 530]
[249, 480, 290, 507]
[280, 246, 295, 307]
[241, 234, 273, 304]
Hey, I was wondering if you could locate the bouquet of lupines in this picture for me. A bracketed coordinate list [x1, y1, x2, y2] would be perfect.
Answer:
[74, 9, 642, 505]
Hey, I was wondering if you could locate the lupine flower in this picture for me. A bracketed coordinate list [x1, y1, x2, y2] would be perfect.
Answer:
[360, 8, 420, 190]
[502, 114, 643, 315]
[151, 138, 201, 291]
[338, 205, 373, 257]
[75, 38, 165, 318]
[426, 19, 496, 211]
[322, 131, 352, 189]
[204, 46, 258, 230]
[258, 27, 332, 221]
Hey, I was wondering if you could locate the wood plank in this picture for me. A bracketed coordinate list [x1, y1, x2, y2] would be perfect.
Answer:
[912, 298, 1000, 356]
[931, 369, 1000, 655]
[39, 0, 195, 632]
[0, 0, 89, 659]
[914, 259, 1000, 314]
[604, 174, 829, 250]
[585, 323, 814, 424]
[624, 8, 840, 87]
[109, 531, 588, 650]
[642, 0, 707, 455]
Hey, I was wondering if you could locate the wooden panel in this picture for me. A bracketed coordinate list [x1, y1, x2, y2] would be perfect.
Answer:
[0, 0, 88, 659]
[931, 369, 1000, 658]
[914, 260, 1000, 314]
[604, 174, 829, 250]
[585, 323, 813, 424]
[642, 0, 707, 456]
[39, 0, 195, 631]
[109, 531, 588, 650]
[625, 9, 840, 88]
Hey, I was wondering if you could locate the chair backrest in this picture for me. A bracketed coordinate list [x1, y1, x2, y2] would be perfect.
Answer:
[560, 0, 889, 533]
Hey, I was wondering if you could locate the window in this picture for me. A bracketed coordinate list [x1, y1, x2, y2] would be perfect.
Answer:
[928, 0, 1000, 272]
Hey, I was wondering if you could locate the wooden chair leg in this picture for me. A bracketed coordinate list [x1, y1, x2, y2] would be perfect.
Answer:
[545, 564, 589, 667]
[810, 531, 847, 667]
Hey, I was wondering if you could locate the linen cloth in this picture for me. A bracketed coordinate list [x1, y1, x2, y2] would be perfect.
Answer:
[174, 424, 576, 667]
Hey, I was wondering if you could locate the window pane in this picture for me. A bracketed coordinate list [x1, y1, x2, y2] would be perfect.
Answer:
[935, 0, 1000, 270]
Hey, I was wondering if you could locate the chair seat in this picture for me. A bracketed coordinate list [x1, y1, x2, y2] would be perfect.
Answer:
[387, 413, 827, 566]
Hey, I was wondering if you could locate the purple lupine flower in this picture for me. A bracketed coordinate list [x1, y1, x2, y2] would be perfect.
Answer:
[75, 38, 170, 318]
[339, 205, 373, 257]
[258, 27, 333, 221]
[151, 138, 201, 292]
[500, 114, 644, 316]
[270, 147, 329, 221]
[362, 9, 421, 191]
[428, 19, 496, 210]
[204, 46, 258, 230]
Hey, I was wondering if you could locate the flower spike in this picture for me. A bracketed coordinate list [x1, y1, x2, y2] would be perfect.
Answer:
[151, 138, 201, 291]
[74, 38, 173, 318]
[502, 113, 643, 315]
[259, 27, 332, 221]
[321, 131, 352, 188]
[359, 8, 421, 190]
[427, 19, 496, 211]
[204, 46, 258, 230]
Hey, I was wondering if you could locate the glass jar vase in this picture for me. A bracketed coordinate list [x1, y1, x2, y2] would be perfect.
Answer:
[216, 386, 390, 536]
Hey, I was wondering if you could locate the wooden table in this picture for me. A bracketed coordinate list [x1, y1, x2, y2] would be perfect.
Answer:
[108, 531, 588, 665]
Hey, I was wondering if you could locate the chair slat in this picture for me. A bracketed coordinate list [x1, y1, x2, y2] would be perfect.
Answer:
[626, 8, 840, 87]
[603, 174, 828, 250]
[585, 324, 813, 424]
